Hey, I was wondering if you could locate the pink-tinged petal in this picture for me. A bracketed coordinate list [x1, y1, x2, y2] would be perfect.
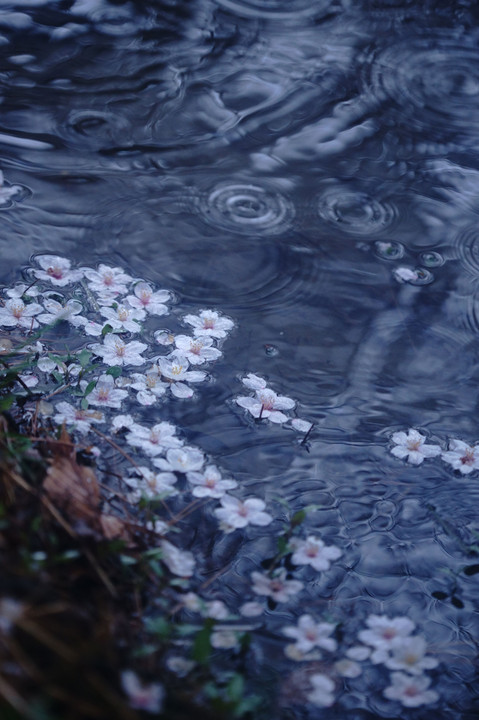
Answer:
[171, 383, 194, 398]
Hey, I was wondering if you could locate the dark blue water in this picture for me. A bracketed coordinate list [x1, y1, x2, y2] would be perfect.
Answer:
[1, 1, 479, 718]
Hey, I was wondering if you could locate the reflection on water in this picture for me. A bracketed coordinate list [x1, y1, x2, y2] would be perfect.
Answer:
[1, 0, 479, 717]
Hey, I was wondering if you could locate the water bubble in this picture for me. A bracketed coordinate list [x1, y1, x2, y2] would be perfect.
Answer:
[317, 187, 396, 236]
[264, 344, 279, 357]
[419, 251, 444, 267]
[374, 241, 404, 260]
[200, 183, 294, 236]
[393, 266, 434, 285]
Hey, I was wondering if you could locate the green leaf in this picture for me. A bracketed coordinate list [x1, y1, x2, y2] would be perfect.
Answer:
[83, 380, 97, 397]
[226, 674, 244, 703]
[192, 621, 213, 665]
[145, 616, 171, 638]
[101, 323, 113, 337]
[291, 509, 306, 528]
[80, 397, 89, 410]
[106, 366, 122, 379]
[78, 349, 91, 368]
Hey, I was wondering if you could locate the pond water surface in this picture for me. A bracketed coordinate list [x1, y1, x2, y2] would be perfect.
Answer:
[1, 1, 479, 718]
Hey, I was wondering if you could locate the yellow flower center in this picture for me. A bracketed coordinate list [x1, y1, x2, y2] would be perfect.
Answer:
[118, 308, 129, 321]
[11, 302, 24, 319]
[115, 341, 126, 357]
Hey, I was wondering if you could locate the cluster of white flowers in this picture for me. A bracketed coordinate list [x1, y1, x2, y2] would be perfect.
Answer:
[0, 256, 443, 714]
[234, 373, 313, 434]
[390, 428, 479, 474]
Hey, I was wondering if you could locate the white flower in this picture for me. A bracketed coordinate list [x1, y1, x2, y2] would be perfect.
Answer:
[183, 309, 234, 339]
[211, 630, 240, 650]
[282, 614, 337, 654]
[126, 422, 183, 456]
[186, 465, 237, 498]
[173, 335, 222, 365]
[79, 319, 105, 336]
[125, 282, 171, 315]
[17, 372, 39, 388]
[83, 374, 127, 409]
[441, 438, 479, 474]
[84, 264, 132, 297]
[390, 429, 441, 465]
[382, 636, 438, 675]
[358, 615, 415, 650]
[156, 354, 206, 398]
[33, 255, 84, 286]
[383, 672, 439, 707]
[90, 335, 147, 366]
[99, 303, 145, 333]
[346, 645, 371, 661]
[236, 388, 295, 423]
[127, 370, 167, 405]
[121, 671, 164, 713]
[239, 602, 264, 617]
[0, 598, 24, 634]
[160, 540, 195, 577]
[214, 495, 273, 532]
[334, 658, 362, 678]
[393, 266, 419, 283]
[37, 298, 84, 326]
[111, 413, 134, 432]
[5, 283, 40, 299]
[53, 401, 104, 434]
[290, 535, 342, 572]
[241, 373, 268, 391]
[125, 466, 178, 501]
[291, 418, 313, 433]
[0, 298, 43, 329]
[306, 674, 335, 707]
[203, 600, 229, 620]
[251, 569, 303, 602]
[153, 446, 205, 473]
[165, 656, 195, 677]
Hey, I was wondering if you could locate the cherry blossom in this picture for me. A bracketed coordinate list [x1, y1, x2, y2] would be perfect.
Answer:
[441, 438, 479, 474]
[53, 401, 104, 434]
[358, 615, 415, 651]
[380, 636, 438, 675]
[155, 354, 206, 398]
[84, 264, 133, 298]
[390, 429, 441, 465]
[251, 570, 303, 602]
[183, 309, 234, 339]
[83, 374, 127, 409]
[0, 298, 43, 329]
[186, 465, 237, 498]
[241, 373, 267, 391]
[126, 369, 168, 405]
[173, 335, 222, 365]
[124, 466, 178, 501]
[153, 446, 205, 473]
[125, 282, 171, 315]
[99, 303, 145, 333]
[211, 630, 240, 650]
[121, 671, 164, 713]
[282, 614, 337, 654]
[290, 535, 342, 572]
[214, 495, 273, 532]
[306, 674, 335, 707]
[33, 255, 85, 286]
[334, 658, 362, 678]
[90, 335, 147, 366]
[126, 421, 183, 456]
[37, 298, 85, 327]
[5, 283, 40, 299]
[160, 540, 195, 577]
[383, 672, 439, 707]
[236, 387, 295, 423]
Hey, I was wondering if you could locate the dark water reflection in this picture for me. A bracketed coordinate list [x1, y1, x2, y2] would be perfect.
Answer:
[2, 0, 479, 717]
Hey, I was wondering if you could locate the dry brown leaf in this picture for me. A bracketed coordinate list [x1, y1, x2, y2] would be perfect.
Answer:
[43, 456, 101, 535]
[99, 514, 132, 543]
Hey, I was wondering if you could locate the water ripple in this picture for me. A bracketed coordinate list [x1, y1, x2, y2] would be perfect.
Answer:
[316, 184, 396, 236]
[214, 0, 334, 20]
[362, 32, 479, 141]
[198, 182, 295, 235]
